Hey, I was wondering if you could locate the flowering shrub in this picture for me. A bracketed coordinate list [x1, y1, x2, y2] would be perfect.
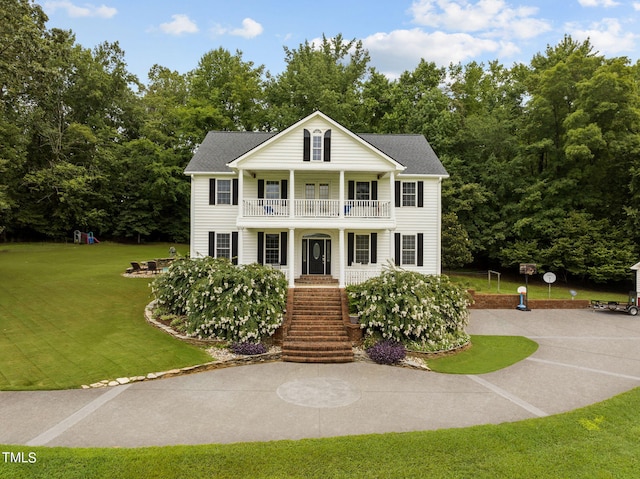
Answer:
[230, 342, 268, 355]
[151, 258, 287, 342]
[366, 340, 406, 365]
[347, 268, 471, 351]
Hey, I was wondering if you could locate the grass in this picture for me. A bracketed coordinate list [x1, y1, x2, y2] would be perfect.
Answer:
[0, 242, 212, 390]
[449, 271, 630, 302]
[1, 386, 639, 478]
[427, 335, 539, 374]
[1, 244, 639, 476]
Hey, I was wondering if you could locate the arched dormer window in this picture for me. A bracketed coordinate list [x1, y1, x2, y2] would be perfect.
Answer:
[303, 128, 331, 162]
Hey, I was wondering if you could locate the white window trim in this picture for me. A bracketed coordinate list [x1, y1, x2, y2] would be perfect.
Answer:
[355, 234, 370, 265]
[217, 179, 231, 205]
[402, 181, 417, 207]
[312, 129, 323, 161]
[264, 233, 280, 265]
[216, 233, 231, 259]
[265, 180, 280, 200]
[401, 234, 416, 266]
[356, 181, 370, 201]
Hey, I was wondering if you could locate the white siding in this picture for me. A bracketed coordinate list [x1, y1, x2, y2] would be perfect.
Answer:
[190, 175, 239, 258]
[236, 118, 398, 172]
[394, 177, 441, 275]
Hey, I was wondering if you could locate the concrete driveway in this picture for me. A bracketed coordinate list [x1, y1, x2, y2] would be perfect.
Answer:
[1, 308, 639, 447]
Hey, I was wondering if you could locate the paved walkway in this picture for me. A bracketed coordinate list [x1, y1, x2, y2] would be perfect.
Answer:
[2, 309, 640, 447]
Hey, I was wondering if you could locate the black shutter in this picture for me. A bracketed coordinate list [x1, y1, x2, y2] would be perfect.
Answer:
[232, 178, 238, 205]
[417, 233, 424, 266]
[418, 181, 424, 208]
[257, 232, 264, 265]
[209, 179, 216, 205]
[347, 233, 354, 266]
[281, 179, 288, 200]
[257, 179, 264, 199]
[394, 233, 401, 265]
[371, 181, 378, 201]
[280, 231, 287, 265]
[208, 232, 216, 257]
[395, 181, 401, 207]
[370, 233, 377, 264]
[348, 181, 355, 200]
[303, 129, 311, 161]
[323, 130, 331, 162]
[231, 232, 238, 265]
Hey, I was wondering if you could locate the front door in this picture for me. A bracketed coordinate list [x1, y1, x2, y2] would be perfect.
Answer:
[308, 239, 325, 274]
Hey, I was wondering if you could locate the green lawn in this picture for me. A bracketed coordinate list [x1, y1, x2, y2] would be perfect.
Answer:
[0, 242, 211, 390]
[1, 386, 639, 478]
[427, 335, 539, 374]
[449, 272, 630, 302]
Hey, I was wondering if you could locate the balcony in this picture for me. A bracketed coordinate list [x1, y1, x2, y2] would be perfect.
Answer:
[242, 199, 391, 219]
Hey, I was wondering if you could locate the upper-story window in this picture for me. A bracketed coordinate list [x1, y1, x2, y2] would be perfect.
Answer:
[356, 182, 370, 201]
[217, 179, 231, 205]
[402, 182, 416, 207]
[303, 128, 331, 162]
[265, 180, 280, 199]
[312, 130, 323, 161]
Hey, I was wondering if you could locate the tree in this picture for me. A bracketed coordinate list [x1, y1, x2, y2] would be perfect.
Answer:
[265, 34, 370, 130]
[188, 48, 265, 132]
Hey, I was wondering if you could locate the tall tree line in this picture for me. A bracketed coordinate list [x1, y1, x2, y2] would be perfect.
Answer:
[2, 1, 639, 282]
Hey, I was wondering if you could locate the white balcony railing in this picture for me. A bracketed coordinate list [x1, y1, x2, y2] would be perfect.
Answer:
[243, 199, 289, 217]
[345, 267, 382, 285]
[242, 200, 391, 218]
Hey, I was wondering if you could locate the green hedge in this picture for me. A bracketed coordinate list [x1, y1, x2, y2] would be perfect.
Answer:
[152, 258, 287, 342]
[347, 268, 471, 352]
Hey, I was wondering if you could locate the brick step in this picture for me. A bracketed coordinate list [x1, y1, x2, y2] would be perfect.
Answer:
[283, 343, 353, 353]
[289, 319, 343, 327]
[291, 315, 343, 321]
[282, 355, 353, 363]
[292, 302, 342, 309]
[287, 330, 349, 342]
[292, 308, 341, 314]
[283, 345, 351, 354]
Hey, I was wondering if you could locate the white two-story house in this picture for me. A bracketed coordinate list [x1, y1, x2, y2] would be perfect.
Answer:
[185, 111, 449, 288]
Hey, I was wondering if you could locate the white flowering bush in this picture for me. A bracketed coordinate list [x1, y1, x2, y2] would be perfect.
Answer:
[151, 258, 287, 342]
[347, 268, 471, 352]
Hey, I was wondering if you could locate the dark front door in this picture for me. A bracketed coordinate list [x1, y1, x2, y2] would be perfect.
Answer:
[308, 239, 325, 274]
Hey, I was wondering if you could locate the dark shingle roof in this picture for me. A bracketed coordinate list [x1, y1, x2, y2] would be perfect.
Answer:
[184, 130, 448, 176]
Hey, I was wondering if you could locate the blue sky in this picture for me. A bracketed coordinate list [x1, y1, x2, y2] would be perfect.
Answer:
[41, 0, 640, 82]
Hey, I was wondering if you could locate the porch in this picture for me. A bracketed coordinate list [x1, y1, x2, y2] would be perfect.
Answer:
[243, 199, 391, 219]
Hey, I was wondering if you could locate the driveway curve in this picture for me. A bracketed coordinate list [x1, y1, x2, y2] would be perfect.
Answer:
[1, 309, 639, 447]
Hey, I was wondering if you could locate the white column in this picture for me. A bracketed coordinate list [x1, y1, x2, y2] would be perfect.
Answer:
[289, 169, 295, 218]
[237, 227, 244, 265]
[288, 228, 295, 288]
[339, 228, 345, 288]
[237, 169, 244, 220]
[389, 171, 396, 222]
[339, 170, 345, 218]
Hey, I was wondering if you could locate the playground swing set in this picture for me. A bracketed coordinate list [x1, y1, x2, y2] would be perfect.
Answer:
[73, 230, 100, 245]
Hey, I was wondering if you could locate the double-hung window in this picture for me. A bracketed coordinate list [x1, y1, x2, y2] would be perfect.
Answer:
[216, 179, 231, 205]
[216, 233, 231, 259]
[402, 235, 416, 265]
[355, 234, 370, 264]
[402, 182, 416, 207]
[312, 129, 323, 161]
[356, 182, 370, 201]
[265, 181, 280, 200]
[265, 233, 280, 265]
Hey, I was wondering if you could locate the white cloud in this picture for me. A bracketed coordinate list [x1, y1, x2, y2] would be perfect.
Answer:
[567, 18, 638, 55]
[230, 18, 264, 39]
[159, 14, 199, 36]
[363, 28, 501, 75]
[408, 0, 551, 38]
[44, 1, 117, 18]
[577, 0, 620, 7]
[212, 18, 264, 39]
[633, 2, 640, 10]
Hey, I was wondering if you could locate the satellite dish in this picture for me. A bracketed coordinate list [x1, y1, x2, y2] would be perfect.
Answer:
[543, 272, 556, 284]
